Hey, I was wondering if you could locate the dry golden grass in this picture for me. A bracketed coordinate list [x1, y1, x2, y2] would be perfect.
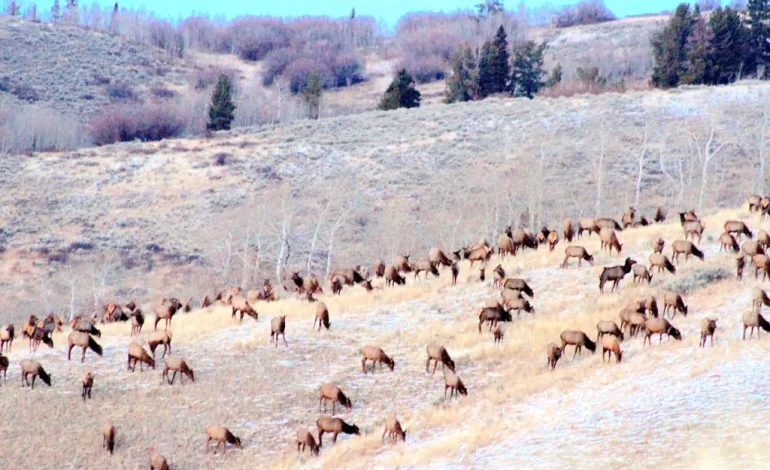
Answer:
[3, 206, 770, 469]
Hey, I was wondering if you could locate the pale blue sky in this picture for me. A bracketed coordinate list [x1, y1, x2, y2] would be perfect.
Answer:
[106, 0, 687, 25]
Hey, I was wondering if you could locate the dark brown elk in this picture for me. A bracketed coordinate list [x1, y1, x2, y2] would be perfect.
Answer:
[493, 323, 507, 343]
[599, 258, 637, 293]
[558, 220, 573, 244]
[621, 206, 636, 229]
[758, 230, 770, 249]
[749, 194, 762, 213]
[737, 255, 746, 280]
[373, 259, 386, 278]
[163, 356, 194, 385]
[634, 215, 651, 227]
[153, 298, 180, 331]
[752, 287, 770, 311]
[443, 369, 468, 398]
[296, 428, 320, 456]
[682, 219, 705, 243]
[497, 233, 515, 258]
[81, 370, 93, 401]
[492, 264, 506, 289]
[231, 295, 258, 323]
[148, 330, 173, 358]
[644, 318, 682, 345]
[501, 278, 534, 297]
[743, 309, 770, 339]
[577, 218, 596, 238]
[752, 254, 770, 281]
[270, 316, 287, 347]
[479, 267, 485, 282]
[127, 342, 155, 372]
[662, 292, 688, 318]
[596, 320, 624, 342]
[331, 276, 343, 295]
[700, 318, 717, 347]
[291, 272, 322, 296]
[536, 226, 552, 247]
[478, 305, 512, 332]
[559, 330, 596, 358]
[330, 267, 365, 286]
[20, 358, 51, 388]
[451, 262, 459, 285]
[382, 414, 407, 444]
[0, 353, 9, 383]
[26, 327, 53, 353]
[599, 228, 623, 254]
[632, 264, 653, 284]
[426, 343, 455, 374]
[383, 265, 405, 286]
[316, 416, 359, 446]
[546, 343, 562, 370]
[314, 302, 331, 331]
[71, 317, 101, 337]
[724, 220, 753, 240]
[130, 310, 144, 336]
[510, 229, 538, 253]
[742, 240, 765, 257]
[632, 294, 659, 318]
[600, 335, 622, 363]
[205, 425, 241, 454]
[412, 260, 440, 280]
[762, 196, 770, 218]
[653, 206, 667, 222]
[648, 253, 675, 274]
[671, 240, 704, 263]
[101, 421, 115, 454]
[1, 324, 13, 353]
[429, 247, 454, 268]
[394, 254, 412, 273]
[67, 331, 103, 362]
[562, 246, 594, 268]
[319, 383, 352, 415]
[653, 238, 665, 254]
[720, 232, 740, 252]
[360, 345, 395, 373]
[679, 210, 699, 225]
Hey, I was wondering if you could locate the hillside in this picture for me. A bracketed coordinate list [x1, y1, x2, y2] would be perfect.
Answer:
[2, 206, 770, 469]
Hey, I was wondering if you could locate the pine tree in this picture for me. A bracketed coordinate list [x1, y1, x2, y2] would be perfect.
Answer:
[65, 0, 78, 24]
[301, 70, 323, 120]
[510, 41, 548, 99]
[747, 0, 770, 78]
[488, 25, 511, 94]
[378, 69, 421, 110]
[705, 7, 749, 84]
[477, 40, 493, 98]
[207, 75, 236, 131]
[445, 45, 478, 103]
[682, 5, 712, 84]
[651, 3, 696, 88]
[51, 0, 61, 23]
[546, 63, 563, 88]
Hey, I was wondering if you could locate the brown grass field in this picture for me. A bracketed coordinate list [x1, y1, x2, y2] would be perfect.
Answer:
[4, 206, 770, 469]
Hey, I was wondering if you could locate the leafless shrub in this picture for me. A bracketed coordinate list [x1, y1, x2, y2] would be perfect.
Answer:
[263, 44, 365, 92]
[213, 153, 230, 166]
[90, 104, 187, 145]
[106, 83, 138, 102]
[0, 103, 88, 153]
[553, 0, 616, 28]
[227, 17, 291, 61]
[150, 87, 177, 99]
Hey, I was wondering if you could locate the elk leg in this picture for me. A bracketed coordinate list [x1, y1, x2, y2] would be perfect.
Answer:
[332, 401, 336, 416]
[31, 375, 36, 389]
[67, 344, 74, 361]
[362, 358, 367, 374]
[82, 347, 86, 363]
[333, 432, 338, 444]
[282, 333, 287, 346]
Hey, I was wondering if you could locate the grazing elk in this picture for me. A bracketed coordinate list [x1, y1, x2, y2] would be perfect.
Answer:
[384, 266, 406, 287]
[752, 287, 770, 311]
[547, 231, 559, 251]
[382, 414, 407, 444]
[648, 253, 675, 275]
[662, 292, 688, 318]
[316, 416, 359, 446]
[632, 264, 653, 284]
[428, 247, 454, 268]
[426, 343, 455, 374]
[205, 425, 241, 454]
[231, 295, 258, 323]
[394, 255, 411, 273]
[163, 356, 194, 385]
[443, 369, 468, 398]
[67, 331, 103, 363]
[319, 383, 352, 415]
[546, 343, 562, 370]
[743, 309, 770, 340]
[412, 260, 440, 280]
[101, 421, 115, 454]
[127, 342, 155, 372]
[599, 228, 623, 255]
[296, 428, 320, 456]
[671, 240, 704, 264]
[361, 345, 395, 374]
[559, 330, 596, 358]
[600, 335, 622, 364]
[314, 302, 331, 331]
[71, 317, 101, 337]
[20, 358, 51, 388]
[599, 258, 637, 293]
[148, 329, 172, 358]
[501, 278, 534, 297]
[596, 320, 624, 342]
[643, 318, 682, 345]
[724, 220, 753, 240]
[720, 232, 740, 252]
[700, 318, 717, 347]
[577, 218, 596, 238]
[562, 246, 594, 268]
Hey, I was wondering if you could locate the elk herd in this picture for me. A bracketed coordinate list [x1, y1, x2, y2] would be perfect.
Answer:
[2, 196, 770, 467]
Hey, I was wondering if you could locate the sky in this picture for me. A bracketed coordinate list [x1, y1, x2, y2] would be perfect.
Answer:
[104, 0, 685, 26]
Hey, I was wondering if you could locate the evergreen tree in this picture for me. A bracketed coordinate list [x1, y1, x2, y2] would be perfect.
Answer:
[207, 75, 236, 131]
[301, 70, 323, 119]
[705, 7, 749, 84]
[378, 69, 421, 110]
[546, 63, 563, 88]
[651, 3, 696, 88]
[477, 40, 493, 98]
[445, 45, 478, 103]
[510, 41, 548, 98]
[682, 5, 712, 84]
[747, 0, 770, 77]
[51, 0, 61, 23]
[488, 25, 511, 94]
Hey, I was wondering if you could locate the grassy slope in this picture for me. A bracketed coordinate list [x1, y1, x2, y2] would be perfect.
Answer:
[2, 206, 770, 469]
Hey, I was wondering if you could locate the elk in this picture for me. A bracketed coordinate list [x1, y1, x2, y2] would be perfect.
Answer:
[492, 264, 506, 289]
[231, 295, 258, 323]
[319, 383, 352, 415]
[148, 448, 169, 470]
[700, 318, 717, 347]
[737, 255, 746, 280]
[563, 219, 575, 242]
[360, 345, 395, 374]
[81, 370, 93, 401]
[314, 302, 331, 331]
[595, 218, 623, 233]
[742, 240, 765, 257]
[510, 229, 538, 254]
[653, 238, 665, 254]
[383, 266, 405, 287]
[478, 305, 512, 332]
[599, 228, 623, 254]
[546, 343, 562, 370]
[632, 264, 653, 284]
[153, 298, 180, 331]
[621, 206, 636, 229]
[0, 354, 7, 383]
[600, 335, 622, 364]
[428, 247, 454, 268]
[411, 260, 440, 280]
[394, 254, 411, 273]
[577, 218, 596, 238]
[671, 240, 704, 264]
[270, 316, 287, 347]
[148, 329, 173, 358]
[382, 414, 407, 444]
[752, 254, 770, 281]
[648, 253, 675, 274]
[373, 259, 385, 278]
[719, 232, 740, 252]
[0, 324, 14, 353]
[749, 194, 762, 213]
[724, 220, 753, 240]
[426, 343, 455, 374]
[20, 358, 51, 388]
[743, 309, 770, 340]
[101, 421, 115, 454]
[653, 206, 666, 222]
[443, 369, 468, 398]
[643, 318, 682, 345]
[497, 233, 515, 258]
[547, 231, 559, 251]
[758, 230, 770, 249]
[562, 246, 594, 268]
[316, 416, 359, 446]
[752, 287, 770, 311]
[205, 425, 241, 454]
[559, 330, 596, 358]
[599, 258, 637, 293]
[130, 310, 144, 336]
[71, 317, 101, 337]
[662, 292, 688, 318]
[451, 262, 459, 285]
[127, 342, 155, 372]
[596, 320, 624, 342]
[162, 356, 194, 385]
[682, 219, 705, 243]
[296, 428, 320, 456]
[67, 331, 103, 362]
[501, 278, 534, 297]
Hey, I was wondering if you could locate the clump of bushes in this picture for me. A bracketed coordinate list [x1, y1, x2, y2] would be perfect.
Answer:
[661, 267, 731, 294]
[553, 0, 616, 28]
[263, 44, 364, 93]
[90, 104, 186, 145]
[107, 83, 138, 101]
[228, 17, 291, 61]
